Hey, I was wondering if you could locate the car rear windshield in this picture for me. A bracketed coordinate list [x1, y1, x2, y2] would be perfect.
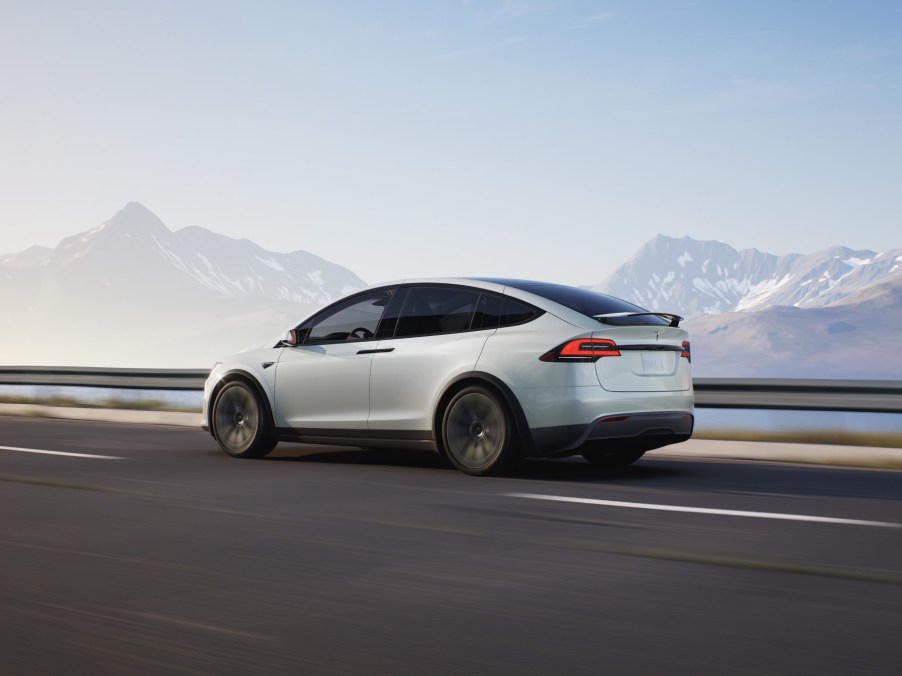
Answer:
[514, 283, 668, 326]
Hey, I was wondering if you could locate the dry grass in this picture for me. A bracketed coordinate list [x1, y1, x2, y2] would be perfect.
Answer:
[695, 427, 902, 449]
[0, 394, 200, 413]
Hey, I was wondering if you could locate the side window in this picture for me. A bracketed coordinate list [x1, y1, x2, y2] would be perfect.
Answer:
[305, 291, 390, 343]
[395, 287, 479, 338]
[374, 287, 408, 340]
[473, 294, 539, 329]
[499, 297, 537, 326]
[473, 294, 502, 330]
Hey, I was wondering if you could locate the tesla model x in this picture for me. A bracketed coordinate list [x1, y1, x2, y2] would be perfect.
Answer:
[203, 278, 694, 475]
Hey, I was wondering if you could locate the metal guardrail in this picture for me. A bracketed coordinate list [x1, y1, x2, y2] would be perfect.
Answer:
[1, 367, 901, 413]
[693, 378, 902, 414]
[0, 366, 208, 391]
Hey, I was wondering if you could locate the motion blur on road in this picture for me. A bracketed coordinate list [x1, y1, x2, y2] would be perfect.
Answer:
[2, 416, 901, 675]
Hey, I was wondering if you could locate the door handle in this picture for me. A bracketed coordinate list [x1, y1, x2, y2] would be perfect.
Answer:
[356, 348, 395, 355]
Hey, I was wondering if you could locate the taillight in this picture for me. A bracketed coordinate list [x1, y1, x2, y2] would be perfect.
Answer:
[540, 338, 621, 362]
[681, 341, 691, 362]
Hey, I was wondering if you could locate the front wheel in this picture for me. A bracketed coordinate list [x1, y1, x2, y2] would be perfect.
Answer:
[441, 385, 517, 476]
[212, 381, 277, 458]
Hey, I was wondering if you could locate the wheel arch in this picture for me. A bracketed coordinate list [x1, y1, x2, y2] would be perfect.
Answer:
[209, 369, 276, 441]
[433, 372, 538, 458]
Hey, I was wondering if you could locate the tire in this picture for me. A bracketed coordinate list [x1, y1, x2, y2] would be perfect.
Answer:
[441, 385, 517, 476]
[581, 448, 645, 469]
[212, 380, 277, 458]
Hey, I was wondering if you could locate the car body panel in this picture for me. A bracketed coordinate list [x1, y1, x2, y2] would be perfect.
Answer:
[202, 348, 282, 431]
[274, 341, 374, 430]
[591, 326, 691, 392]
[368, 329, 495, 432]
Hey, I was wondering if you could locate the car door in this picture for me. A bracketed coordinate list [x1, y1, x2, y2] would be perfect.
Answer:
[368, 285, 495, 435]
[274, 290, 391, 432]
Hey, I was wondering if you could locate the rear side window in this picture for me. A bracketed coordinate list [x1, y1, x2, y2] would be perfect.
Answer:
[473, 294, 502, 330]
[395, 286, 480, 338]
[500, 298, 536, 326]
[524, 284, 667, 326]
[473, 293, 541, 330]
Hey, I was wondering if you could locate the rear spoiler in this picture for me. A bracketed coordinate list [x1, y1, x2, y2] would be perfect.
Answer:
[592, 312, 683, 328]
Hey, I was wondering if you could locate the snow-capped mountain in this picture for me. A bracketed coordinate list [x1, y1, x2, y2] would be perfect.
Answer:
[594, 235, 902, 319]
[0, 202, 365, 366]
[590, 234, 902, 378]
[0, 245, 52, 268]
[686, 274, 902, 379]
[2, 211, 898, 377]
[37, 202, 364, 305]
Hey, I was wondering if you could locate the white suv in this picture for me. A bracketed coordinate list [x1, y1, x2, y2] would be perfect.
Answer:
[203, 278, 694, 475]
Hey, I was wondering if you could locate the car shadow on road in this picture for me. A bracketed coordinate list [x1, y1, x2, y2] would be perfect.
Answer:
[514, 457, 685, 483]
[260, 445, 902, 499]
[266, 445, 453, 470]
[264, 444, 684, 483]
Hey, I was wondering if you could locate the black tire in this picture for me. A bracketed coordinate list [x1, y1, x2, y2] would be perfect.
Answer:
[441, 385, 517, 476]
[581, 448, 646, 469]
[212, 380, 277, 458]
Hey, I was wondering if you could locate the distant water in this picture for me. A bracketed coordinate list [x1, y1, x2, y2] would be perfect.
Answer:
[0, 385, 202, 409]
[695, 408, 901, 434]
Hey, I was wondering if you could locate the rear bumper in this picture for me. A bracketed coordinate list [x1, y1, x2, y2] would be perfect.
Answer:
[530, 411, 694, 457]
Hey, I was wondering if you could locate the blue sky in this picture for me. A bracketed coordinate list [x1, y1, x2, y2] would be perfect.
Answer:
[1, 0, 900, 285]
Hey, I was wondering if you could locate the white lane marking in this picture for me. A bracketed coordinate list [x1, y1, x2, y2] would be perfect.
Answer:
[0, 445, 123, 460]
[504, 492, 901, 529]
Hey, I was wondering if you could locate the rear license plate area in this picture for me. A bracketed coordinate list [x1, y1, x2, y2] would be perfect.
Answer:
[640, 352, 668, 373]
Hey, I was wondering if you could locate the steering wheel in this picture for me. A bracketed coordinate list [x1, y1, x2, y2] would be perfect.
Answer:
[349, 327, 374, 340]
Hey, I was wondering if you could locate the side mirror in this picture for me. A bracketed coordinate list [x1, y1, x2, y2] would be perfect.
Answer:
[282, 329, 301, 346]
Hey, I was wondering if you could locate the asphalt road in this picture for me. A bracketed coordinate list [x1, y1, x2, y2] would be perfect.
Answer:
[2, 416, 901, 676]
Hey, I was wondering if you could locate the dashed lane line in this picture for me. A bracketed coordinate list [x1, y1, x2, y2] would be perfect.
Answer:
[0, 445, 123, 460]
[505, 492, 901, 528]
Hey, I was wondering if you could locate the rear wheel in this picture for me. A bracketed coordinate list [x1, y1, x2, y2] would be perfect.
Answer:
[442, 386, 516, 476]
[582, 448, 645, 469]
[212, 381, 277, 458]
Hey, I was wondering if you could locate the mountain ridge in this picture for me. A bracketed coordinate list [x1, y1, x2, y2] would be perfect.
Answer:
[0, 202, 365, 366]
[594, 234, 902, 319]
[2, 210, 898, 376]
[4, 202, 365, 305]
[686, 274, 902, 378]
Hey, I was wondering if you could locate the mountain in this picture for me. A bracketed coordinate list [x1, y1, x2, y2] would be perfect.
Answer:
[0, 203, 365, 367]
[42, 202, 363, 304]
[591, 235, 902, 379]
[0, 245, 52, 267]
[686, 275, 902, 379]
[3, 212, 898, 378]
[594, 235, 902, 319]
